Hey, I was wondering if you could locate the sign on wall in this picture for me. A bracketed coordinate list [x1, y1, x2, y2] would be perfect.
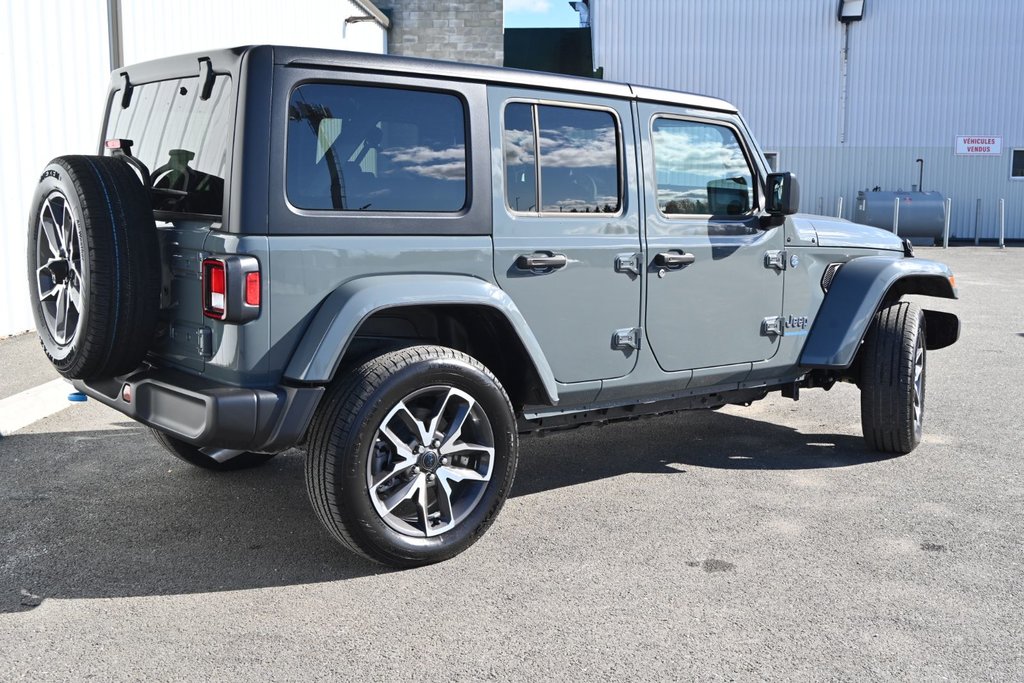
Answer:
[955, 136, 1002, 155]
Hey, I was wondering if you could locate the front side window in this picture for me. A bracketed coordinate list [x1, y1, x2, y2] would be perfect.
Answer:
[105, 75, 234, 216]
[652, 118, 755, 216]
[287, 83, 467, 212]
[503, 102, 621, 215]
[1012, 149, 1024, 179]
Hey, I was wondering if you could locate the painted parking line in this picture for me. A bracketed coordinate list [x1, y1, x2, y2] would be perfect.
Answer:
[0, 378, 74, 437]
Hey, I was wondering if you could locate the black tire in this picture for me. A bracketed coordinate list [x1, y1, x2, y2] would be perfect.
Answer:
[860, 301, 927, 454]
[305, 345, 518, 567]
[27, 156, 161, 379]
[150, 429, 278, 472]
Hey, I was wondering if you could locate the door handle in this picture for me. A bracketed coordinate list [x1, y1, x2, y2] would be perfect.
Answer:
[654, 251, 696, 267]
[515, 252, 568, 271]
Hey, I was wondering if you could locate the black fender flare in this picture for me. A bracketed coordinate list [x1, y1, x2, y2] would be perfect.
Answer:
[800, 256, 959, 369]
[283, 274, 560, 404]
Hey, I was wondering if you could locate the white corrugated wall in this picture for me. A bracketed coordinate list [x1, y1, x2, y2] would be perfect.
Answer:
[119, 0, 386, 65]
[0, 0, 386, 337]
[0, 1, 111, 338]
[591, 0, 1024, 240]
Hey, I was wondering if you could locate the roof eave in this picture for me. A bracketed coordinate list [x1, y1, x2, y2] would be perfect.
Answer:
[351, 0, 390, 29]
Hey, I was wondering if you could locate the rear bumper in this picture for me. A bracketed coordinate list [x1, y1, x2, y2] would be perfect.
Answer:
[73, 368, 324, 453]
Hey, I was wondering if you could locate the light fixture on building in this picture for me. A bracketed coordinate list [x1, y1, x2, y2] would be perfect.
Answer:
[837, 0, 865, 23]
[569, 1, 590, 28]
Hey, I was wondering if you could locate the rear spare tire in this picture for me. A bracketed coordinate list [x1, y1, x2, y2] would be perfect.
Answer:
[27, 156, 161, 379]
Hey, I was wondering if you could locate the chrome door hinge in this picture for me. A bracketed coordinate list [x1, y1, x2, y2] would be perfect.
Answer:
[615, 253, 642, 277]
[764, 249, 787, 271]
[613, 327, 642, 351]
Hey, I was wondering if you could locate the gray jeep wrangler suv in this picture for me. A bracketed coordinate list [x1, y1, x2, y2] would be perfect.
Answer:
[28, 46, 959, 567]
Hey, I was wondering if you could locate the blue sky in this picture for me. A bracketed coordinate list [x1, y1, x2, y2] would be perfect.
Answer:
[504, 0, 581, 28]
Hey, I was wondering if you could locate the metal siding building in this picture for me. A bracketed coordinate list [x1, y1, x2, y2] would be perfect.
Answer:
[0, 0, 386, 337]
[590, 0, 1024, 240]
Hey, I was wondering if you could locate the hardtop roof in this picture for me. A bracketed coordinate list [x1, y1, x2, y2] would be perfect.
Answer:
[274, 45, 738, 114]
[116, 45, 738, 115]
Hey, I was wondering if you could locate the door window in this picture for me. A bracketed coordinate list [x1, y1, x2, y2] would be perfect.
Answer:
[503, 102, 621, 215]
[652, 118, 755, 217]
[503, 103, 537, 212]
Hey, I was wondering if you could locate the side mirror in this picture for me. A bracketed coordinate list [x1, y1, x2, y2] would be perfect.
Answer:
[765, 172, 800, 216]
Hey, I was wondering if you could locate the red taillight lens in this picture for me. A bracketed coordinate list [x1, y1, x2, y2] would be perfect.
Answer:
[202, 258, 227, 319]
[244, 272, 260, 306]
[201, 255, 260, 322]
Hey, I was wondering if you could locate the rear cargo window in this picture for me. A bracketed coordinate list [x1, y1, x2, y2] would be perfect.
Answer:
[286, 83, 467, 212]
[105, 75, 233, 217]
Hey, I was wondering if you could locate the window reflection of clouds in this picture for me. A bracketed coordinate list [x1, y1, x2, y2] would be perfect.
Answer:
[653, 127, 749, 179]
[501, 103, 621, 214]
[384, 145, 466, 180]
[537, 126, 617, 169]
[503, 128, 535, 166]
[653, 120, 753, 215]
[538, 108, 620, 213]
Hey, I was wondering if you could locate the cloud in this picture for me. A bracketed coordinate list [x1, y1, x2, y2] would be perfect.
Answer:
[506, 0, 551, 12]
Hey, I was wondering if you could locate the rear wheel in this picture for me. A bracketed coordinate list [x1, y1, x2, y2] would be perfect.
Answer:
[860, 301, 926, 454]
[150, 429, 278, 472]
[305, 345, 518, 567]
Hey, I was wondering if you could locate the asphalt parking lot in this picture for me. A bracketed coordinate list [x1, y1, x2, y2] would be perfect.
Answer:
[1, 246, 1021, 681]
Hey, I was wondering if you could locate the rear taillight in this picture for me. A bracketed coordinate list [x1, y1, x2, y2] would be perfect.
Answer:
[245, 272, 261, 306]
[202, 258, 227, 319]
[202, 255, 261, 323]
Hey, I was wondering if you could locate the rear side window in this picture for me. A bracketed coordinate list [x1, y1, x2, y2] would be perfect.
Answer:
[652, 118, 755, 216]
[286, 83, 467, 212]
[105, 75, 234, 216]
[503, 102, 621, 215]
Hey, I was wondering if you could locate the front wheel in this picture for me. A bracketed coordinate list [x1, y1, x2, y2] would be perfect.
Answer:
[860, 301, 926, 454]
[305, 346, 518, 567]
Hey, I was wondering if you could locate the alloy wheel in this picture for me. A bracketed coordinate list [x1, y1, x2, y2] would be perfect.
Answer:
[912, 333, 926, 428]
[35, 191, 84, 347]
[366, 385, 495, 538]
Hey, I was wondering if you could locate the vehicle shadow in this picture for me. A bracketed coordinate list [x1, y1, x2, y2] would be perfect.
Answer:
[0, 411, 889, 612]
[513, 410, 885, 497]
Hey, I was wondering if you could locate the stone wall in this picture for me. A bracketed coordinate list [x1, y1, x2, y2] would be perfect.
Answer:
[380, 0, 503, 65]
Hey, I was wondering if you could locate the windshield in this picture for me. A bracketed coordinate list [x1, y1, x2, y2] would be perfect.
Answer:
[105, 74, 234, 217]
